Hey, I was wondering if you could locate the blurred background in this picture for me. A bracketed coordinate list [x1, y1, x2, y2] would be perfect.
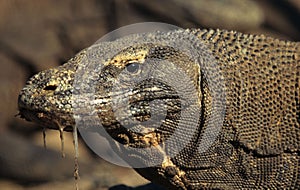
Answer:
[0, 0, 299, 189]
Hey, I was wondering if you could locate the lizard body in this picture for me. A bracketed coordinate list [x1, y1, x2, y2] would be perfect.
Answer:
[18, 28, 299, 189]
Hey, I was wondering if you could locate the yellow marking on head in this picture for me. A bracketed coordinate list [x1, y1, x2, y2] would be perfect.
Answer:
[105, 49, 148, 68]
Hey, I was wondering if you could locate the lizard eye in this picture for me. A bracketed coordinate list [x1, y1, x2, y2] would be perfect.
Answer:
[125, 62, 140, 74]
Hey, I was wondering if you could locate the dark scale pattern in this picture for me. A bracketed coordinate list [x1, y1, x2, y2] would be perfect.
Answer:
[190, 29, 299, 188]
[194, 29, 299, 154]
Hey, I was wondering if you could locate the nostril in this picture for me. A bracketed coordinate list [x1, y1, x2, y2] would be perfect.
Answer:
[43, 85, 58, 91]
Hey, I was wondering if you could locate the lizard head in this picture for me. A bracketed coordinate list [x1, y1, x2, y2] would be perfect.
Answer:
[18, 30, 207, 136]
[18, 30, 225, 186]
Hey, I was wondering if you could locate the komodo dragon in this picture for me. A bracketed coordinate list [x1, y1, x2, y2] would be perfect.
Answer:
[18, 28, 299, 189]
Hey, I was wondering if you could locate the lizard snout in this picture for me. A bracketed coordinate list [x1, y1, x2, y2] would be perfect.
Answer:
[18, 67, 75, 131]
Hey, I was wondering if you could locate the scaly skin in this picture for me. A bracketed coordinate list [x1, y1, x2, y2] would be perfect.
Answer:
[18, 29, 299, 189]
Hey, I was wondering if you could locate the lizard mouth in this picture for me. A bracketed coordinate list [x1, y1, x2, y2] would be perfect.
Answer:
[18, 108, 74, 132]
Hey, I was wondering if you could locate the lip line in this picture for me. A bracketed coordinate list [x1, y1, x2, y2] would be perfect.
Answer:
[18, 108, 74, 132]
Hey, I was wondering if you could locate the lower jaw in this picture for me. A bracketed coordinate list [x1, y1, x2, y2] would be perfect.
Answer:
[19, 109, 74, 132]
